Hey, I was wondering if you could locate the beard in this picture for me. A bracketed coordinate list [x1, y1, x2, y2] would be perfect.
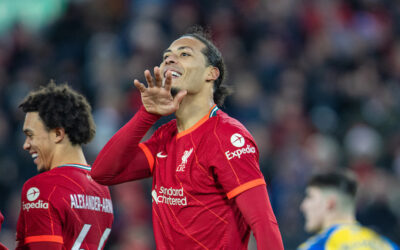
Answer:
[170, 87, 180, 97]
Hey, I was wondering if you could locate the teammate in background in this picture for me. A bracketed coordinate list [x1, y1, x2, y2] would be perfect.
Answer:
[17, 82, 114, 250]
[298, 171, 399, 250]
[91, 27, 284, 249]
[0, 211, 8, 250]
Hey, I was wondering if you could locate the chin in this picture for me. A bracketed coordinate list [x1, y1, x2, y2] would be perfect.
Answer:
[305, 223, 320, 233]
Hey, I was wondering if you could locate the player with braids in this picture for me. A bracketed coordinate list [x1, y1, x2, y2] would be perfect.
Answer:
[17, 81, 113, 249]
[92, 27, 284, 249]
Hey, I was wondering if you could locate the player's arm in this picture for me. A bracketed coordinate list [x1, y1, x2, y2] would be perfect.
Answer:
[91, 106, 161, 185]
[235, 185, 284, 250]
[0, 212, 7, 250]
[16, 182, 64, 250]
[17, 242, 62, 250]
[92, 68, 186, 185]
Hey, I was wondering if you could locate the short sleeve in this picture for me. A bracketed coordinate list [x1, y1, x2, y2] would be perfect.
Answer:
[208, 121, 265, 199]
[17, 180, 63, 246]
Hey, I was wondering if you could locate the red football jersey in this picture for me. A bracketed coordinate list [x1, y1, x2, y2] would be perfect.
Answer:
[140, 105, 266, 249]
[16, 164, 114, 249]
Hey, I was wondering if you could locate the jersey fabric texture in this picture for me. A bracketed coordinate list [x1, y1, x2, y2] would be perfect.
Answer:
[139, 105, 268, 249]
[16, 164, 114, 250]
[298, 222, 399, 250]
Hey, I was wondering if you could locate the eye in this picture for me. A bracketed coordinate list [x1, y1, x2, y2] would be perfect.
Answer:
[181, 52, 190, 57]
[163, 55, 169, 60]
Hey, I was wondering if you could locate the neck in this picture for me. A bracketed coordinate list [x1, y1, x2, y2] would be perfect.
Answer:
[175, 89, 214, 132]
[323, 211, 356, 229]
[50, 144, 87, 170]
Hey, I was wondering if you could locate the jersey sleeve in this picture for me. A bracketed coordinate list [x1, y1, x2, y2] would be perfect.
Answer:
[140, 121, 175, 173]
[16, 179, 63, 248]
[91, 106, 161, 184]
[208, 120, 266, 199]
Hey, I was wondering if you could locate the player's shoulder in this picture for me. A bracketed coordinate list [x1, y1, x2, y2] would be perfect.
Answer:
[214, 110, 253, 138]
[327, 223, 398, 249]
[154, 119, 177, 137]
[298, 225, 339, 250]
[22, 171, 56, 191]
[21, 172, 60, 203]
[210, 110, 257, 149]
[22, 167, 86, 196]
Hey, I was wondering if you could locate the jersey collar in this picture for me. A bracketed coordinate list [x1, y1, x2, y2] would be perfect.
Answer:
[176, 104, 219, 139]
[58, 163, 91, 171]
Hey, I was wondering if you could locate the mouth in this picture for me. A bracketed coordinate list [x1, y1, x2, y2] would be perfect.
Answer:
[164, 69, 182, 79]
[31, 153, 38, 164]
[31, 153, 38, 159]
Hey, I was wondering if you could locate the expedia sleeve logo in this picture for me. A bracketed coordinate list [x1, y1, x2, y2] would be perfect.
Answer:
[27, 187, 40, 201]
[230, 133, 245, 147]
[23, 187, 49, 212]
[225, 133, 256, 160]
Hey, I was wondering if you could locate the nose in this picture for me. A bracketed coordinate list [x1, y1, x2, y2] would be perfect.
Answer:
[165, 54, 177, 65]
[300, 199, 305, 212]
[23, 138, 30, 151]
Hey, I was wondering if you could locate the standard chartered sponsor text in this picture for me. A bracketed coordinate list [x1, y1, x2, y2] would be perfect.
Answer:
[154, 187, 187, 206]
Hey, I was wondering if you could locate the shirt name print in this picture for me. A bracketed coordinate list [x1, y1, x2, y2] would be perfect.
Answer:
[70, 194, 113, 214]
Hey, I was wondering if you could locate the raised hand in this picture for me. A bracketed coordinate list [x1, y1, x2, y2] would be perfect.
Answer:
[134, 66, 187, 116]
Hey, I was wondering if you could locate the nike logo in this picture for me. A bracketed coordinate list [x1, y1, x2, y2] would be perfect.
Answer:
[157, 152, 167, 158]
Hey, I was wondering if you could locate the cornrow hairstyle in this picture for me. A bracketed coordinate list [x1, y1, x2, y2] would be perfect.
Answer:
[19, 80, 96, 145]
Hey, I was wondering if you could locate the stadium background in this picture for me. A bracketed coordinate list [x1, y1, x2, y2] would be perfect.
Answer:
[0, 0, 399, 249]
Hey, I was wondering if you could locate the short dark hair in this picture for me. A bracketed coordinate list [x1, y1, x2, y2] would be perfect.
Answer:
[180, 26, 232, 106]
[19, 80, 96, 145]
[307, 171, 357, 198]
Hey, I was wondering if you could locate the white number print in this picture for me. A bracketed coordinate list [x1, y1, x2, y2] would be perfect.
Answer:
[72, 224, 111, 250]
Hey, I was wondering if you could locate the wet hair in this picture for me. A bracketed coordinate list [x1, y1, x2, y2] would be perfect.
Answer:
[19, 80, 95, 145]
[180, 26, 232, 106]
[307, 171, 357, 199]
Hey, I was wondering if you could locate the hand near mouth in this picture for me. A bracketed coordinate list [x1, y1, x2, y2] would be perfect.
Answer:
[134, 66, 187, 116]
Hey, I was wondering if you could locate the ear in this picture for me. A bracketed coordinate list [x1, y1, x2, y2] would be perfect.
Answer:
[206, 67, 220, 82]
[52, 127, 66, 143]
[326, 195, 337, 211]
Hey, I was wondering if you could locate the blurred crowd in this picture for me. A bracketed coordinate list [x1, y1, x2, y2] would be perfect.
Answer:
[0, 0, 400, 249]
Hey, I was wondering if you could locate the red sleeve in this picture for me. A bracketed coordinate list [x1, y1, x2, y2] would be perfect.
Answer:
[16, 241, 63, 250]
[16, 242, 62, 250]
[235, 185, 284, 250]
[91, 106, 160, 185]
[16, 181, 64, 249]
[0, 212, 7, 250]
